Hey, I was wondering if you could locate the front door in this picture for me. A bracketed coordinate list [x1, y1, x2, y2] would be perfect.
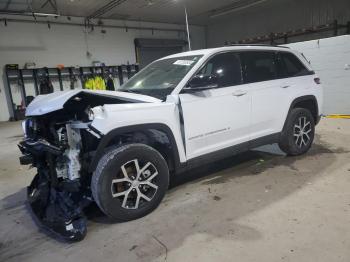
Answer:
[179, 52, 251, 160]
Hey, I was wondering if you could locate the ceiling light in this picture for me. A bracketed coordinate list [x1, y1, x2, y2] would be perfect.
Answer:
[34, 12, 60, 18]
[0, 10, 60, 17]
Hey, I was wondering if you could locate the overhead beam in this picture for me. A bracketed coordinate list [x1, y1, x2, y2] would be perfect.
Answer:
[209, 0, 267, 18]
[0, 17, 186, 34]
[86, 0, 128, 20]
[40, 0, 58, 13]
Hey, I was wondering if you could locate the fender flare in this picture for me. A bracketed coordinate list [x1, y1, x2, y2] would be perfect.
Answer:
[88, 123, 181, 172]
[290, 95, 318, 112]
[283, 95, 320, 131]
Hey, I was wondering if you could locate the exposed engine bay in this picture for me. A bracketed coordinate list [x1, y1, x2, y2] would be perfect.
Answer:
[20, 120, 95, 240]
[18, 91, 161, 241]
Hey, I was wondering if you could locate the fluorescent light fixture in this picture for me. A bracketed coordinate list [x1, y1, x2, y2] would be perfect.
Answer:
[33, 12, 60, 17]
[210, 0, 268, 18]
[0, 10, 60, 17]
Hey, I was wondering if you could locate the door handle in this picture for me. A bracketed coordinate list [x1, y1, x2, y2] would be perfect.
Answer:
[281, 85, 290, 89]
[232, 91, 247, 97]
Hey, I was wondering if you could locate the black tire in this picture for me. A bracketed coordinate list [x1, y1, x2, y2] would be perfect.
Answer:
[91, 143, 169, 221]
[279, 108, 315, 156]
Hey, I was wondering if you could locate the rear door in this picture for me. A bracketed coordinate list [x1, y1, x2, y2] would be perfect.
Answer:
[179, 52, 252, 160]
[240, 51, 291, 140]
[279, 51, 316, 96]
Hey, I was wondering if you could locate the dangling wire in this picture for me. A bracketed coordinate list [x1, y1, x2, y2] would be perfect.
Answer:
[83, 20, 93, 58]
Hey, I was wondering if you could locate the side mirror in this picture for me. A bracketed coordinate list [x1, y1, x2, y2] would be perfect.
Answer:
[184, 74, 219, 92]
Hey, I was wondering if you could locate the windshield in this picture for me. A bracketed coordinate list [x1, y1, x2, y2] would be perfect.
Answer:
[119, 55, 202, 100]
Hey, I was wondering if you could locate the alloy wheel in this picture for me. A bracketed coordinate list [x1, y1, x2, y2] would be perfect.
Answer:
[110, 159, 159, 209]
[293, 116, 312, 148]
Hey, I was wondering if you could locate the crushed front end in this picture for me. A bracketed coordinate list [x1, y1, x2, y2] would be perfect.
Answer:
[19, 114, 101, 241]
[18, 90, 156, 241]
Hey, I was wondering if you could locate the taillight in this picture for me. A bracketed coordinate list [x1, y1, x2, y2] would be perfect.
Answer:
[314, 77, 321, 84]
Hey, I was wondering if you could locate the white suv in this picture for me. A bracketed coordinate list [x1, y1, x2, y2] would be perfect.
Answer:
[19, 45, 323, 241]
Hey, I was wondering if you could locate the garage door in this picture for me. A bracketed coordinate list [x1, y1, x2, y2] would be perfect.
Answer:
[135, 38, 187, 68]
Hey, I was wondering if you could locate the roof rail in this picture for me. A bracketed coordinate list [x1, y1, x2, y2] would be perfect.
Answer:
[225, 44, 290, 49]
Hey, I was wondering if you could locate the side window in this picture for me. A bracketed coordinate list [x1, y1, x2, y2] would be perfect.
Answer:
[240, 52, 277, 83]
[280, 52, 310, 77]
[198, 52, 242, 87]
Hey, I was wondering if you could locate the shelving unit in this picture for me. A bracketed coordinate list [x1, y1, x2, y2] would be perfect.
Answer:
[4, 64, 139, 121]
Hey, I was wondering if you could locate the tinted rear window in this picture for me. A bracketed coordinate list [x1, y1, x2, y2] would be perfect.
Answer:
[280, 52, 310, 77]
[240, 52, 277, 83]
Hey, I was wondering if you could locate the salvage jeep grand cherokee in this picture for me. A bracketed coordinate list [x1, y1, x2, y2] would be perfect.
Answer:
[19, 45, 323, 241]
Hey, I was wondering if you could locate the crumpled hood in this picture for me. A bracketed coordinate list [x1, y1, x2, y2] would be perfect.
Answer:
[26, 90, 161, 116]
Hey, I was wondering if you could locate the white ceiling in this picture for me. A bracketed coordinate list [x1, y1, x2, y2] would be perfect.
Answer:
[0, 0, 273, 25]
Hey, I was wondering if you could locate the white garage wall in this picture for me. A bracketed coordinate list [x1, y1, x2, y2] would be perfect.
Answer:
[0, 16, 206, 121]
[286, 35, 350, 115]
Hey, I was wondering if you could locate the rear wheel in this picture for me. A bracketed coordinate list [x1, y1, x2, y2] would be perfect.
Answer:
[91, 144, 169, 221]
[279, 108, 315, 156]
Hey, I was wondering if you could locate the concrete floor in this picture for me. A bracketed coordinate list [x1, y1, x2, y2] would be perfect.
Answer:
[1, 119, 350, 262]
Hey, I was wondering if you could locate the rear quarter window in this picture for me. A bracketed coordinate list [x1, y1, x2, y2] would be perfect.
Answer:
[280, 52, 311, 77]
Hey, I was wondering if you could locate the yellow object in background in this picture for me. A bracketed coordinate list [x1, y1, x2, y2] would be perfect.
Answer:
[325, 115, 350, 119]
[84, 76, 106, 90]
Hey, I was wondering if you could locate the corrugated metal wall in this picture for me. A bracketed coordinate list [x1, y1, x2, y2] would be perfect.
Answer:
[286, 35, 350, 115]
[207, 0, 350, 47]
[206, 0, 350, 115]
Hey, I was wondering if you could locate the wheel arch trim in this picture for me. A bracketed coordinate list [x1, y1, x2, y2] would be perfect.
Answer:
[89, 123, 181, 173]
[291, 95, 319, 111]
[284, 95, 319, 127]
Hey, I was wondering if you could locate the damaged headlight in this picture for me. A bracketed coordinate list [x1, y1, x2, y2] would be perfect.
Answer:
[21, 120, 27, 138]
[86, 107, 94, 121]
[22, 118, 37, 138]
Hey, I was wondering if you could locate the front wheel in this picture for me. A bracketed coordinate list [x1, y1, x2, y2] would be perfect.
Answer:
[279, 108, 315, 156]
[91, 144, 169, 221]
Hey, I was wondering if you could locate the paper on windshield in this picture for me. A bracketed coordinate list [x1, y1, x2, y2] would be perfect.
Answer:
[173, 60, 195, 66]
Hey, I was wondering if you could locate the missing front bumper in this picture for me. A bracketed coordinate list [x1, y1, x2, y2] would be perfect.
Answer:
[27, 174, 87, 242]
